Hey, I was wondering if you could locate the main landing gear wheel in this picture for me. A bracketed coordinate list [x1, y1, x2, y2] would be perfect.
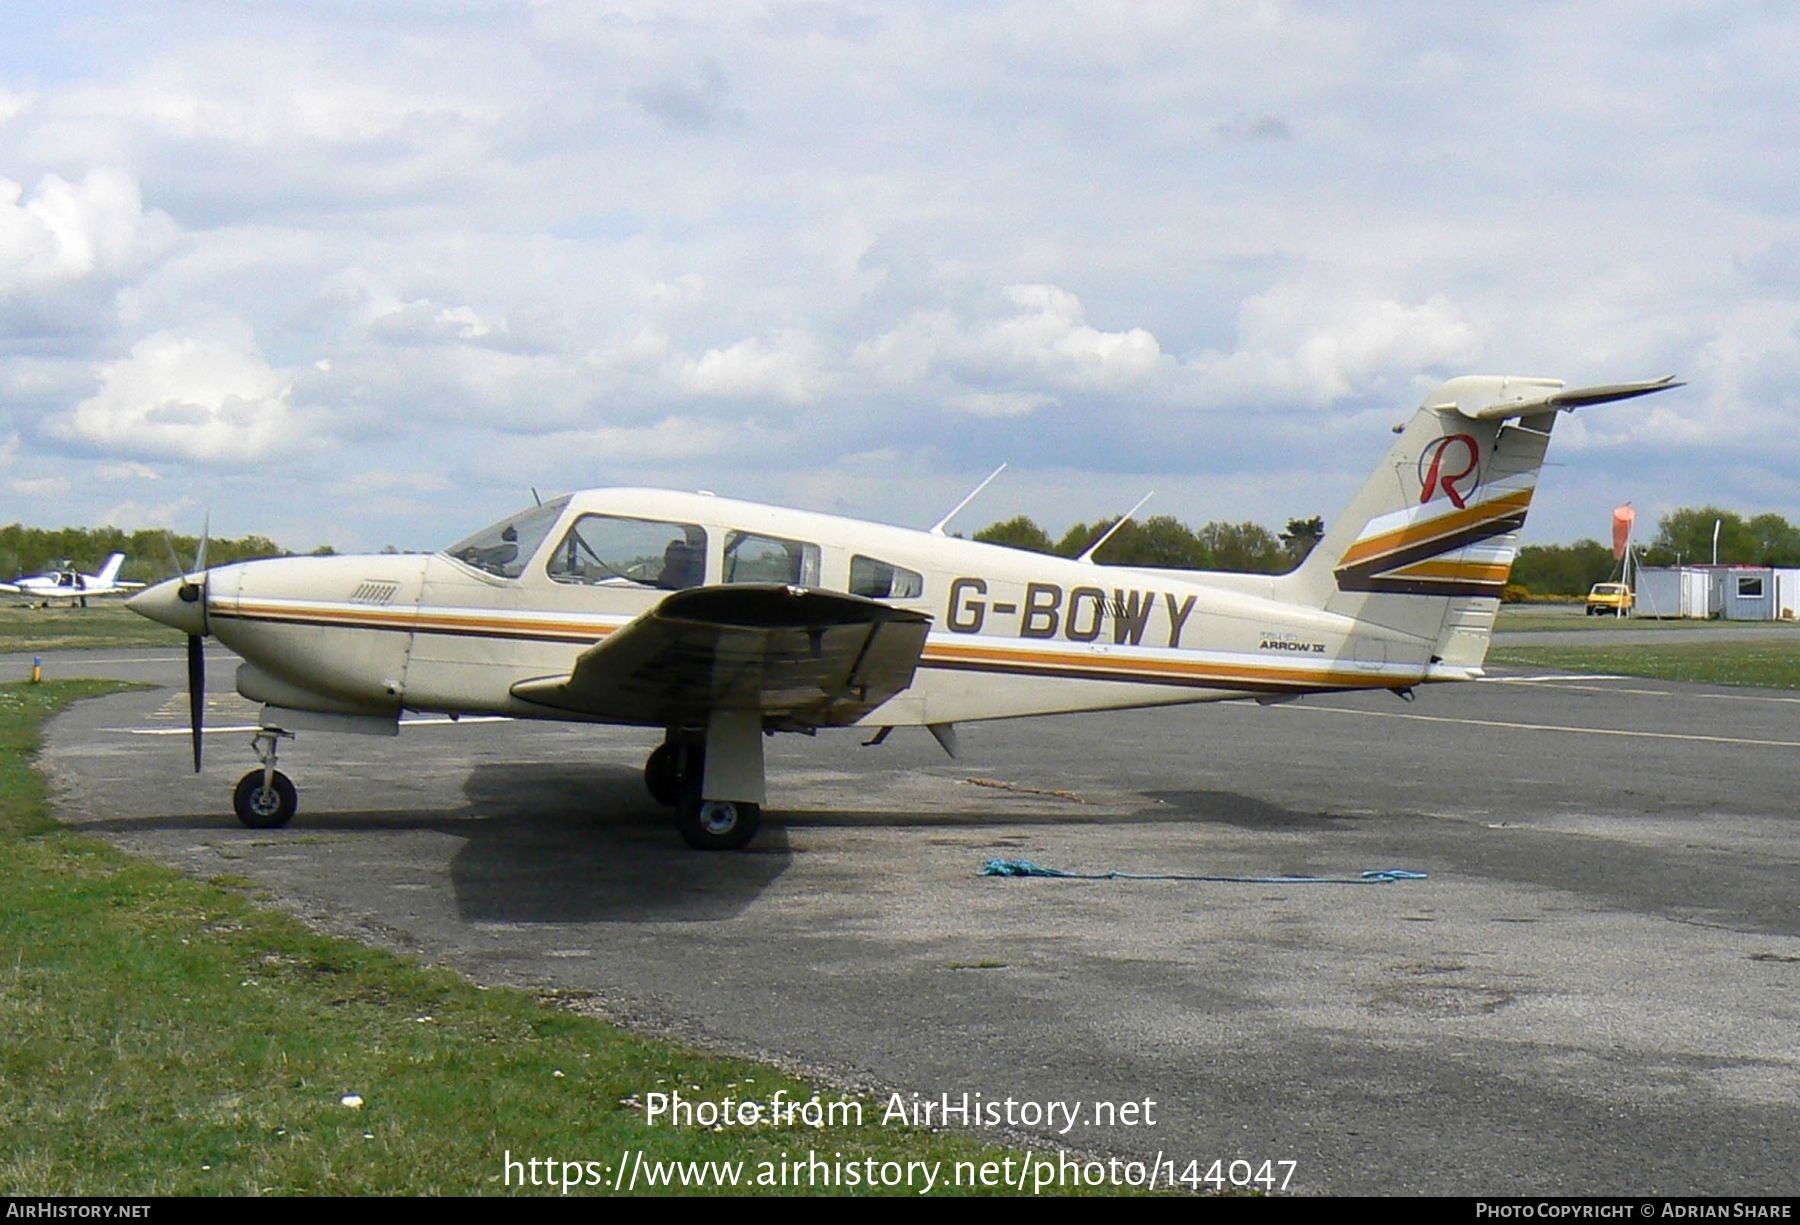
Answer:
[675, 794, 760, 851]
[233, 769, 297, 829]
[644, 742, 685, 807]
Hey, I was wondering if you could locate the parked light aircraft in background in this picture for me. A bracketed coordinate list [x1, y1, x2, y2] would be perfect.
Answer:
[3, 553, 143, 607]
[129, 374, 1681, 849]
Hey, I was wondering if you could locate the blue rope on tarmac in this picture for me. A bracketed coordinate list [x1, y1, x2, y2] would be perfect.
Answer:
[980, 859, 1427, 885]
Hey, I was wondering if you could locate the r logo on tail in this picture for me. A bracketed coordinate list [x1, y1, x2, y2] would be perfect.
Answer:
[1418, 434, 1480, 508]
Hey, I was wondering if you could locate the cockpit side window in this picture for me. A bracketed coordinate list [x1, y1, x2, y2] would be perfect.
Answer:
[445, 499, 567, 579]
[547, 515, 709, 590]
[723, 531, 821, 586]
[850, 555, 924, 599]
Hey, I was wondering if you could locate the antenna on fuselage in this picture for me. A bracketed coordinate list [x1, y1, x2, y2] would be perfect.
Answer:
[928, 463, 1007, 536]
[530, 487, 543, 507]
[1076, 491, 1155, 563]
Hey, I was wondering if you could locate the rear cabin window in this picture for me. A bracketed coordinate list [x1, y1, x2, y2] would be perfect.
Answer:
[850, 555, 924, 599]
[546, 515, 708, 590]
[723, 531, 820, 586]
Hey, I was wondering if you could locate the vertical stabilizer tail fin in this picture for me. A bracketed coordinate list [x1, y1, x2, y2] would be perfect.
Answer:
[95, 553, 126, 587]
[1278, 375, 1682, 667]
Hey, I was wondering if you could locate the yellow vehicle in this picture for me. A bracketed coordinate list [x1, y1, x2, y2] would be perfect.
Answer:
[1586, 582, 1634, 615]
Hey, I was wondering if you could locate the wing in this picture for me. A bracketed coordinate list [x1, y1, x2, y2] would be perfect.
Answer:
[510, 584, 932, 730]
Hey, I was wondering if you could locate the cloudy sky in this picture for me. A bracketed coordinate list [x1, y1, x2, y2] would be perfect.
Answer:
[2, 2, 1796, 553]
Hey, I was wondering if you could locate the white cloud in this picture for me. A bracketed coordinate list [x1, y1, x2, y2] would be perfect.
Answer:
[1190, 284, 1482, 408]
[679, 334, 821, 404]
[0, 5, 1794, 546]
[95, 460, 161, 481]
[947, 390, 1055, 418]
[339, 470, 452, 496]
[53, 331, 303, 463]
[98, 495, 195, 532]
[13, 475, 69, 497]
[462, 417, 743, 496]
[0, 85, 29, 125]
[645, 274, 706, 304]
[53, 50, 502, 150]
[0, 168, 174, 289]
[857, 284, 1171, 413]
[368, 300, 510, 346]
[983, 284, 1167, 387]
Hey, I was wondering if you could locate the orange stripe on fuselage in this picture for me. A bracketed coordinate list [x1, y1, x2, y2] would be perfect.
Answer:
[226, 601, 620, 642]
[922, 640, 1408, 689]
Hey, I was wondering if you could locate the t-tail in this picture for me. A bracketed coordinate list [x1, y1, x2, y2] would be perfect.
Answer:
[1276, 375, 1682, 672]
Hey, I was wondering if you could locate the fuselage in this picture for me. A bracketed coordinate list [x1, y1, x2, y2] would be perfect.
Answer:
[134, 488, 1447, 730]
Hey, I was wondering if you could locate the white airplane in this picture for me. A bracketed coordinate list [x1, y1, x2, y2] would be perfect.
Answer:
[3, 553, 144, 606]
[129, 374, 1681, 849]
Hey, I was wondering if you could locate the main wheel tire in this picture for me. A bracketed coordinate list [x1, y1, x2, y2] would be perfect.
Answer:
[644, 742, 682, 807]
[233, 769, 297, 829]
[675, 795, 761, 851]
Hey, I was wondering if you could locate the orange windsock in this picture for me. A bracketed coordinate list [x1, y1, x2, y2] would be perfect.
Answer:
[1612, 505, 1635, 560]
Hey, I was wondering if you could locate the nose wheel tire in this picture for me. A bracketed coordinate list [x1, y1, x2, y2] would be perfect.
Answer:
[675, 795, 760, 851]
[233, 769, 298, 829]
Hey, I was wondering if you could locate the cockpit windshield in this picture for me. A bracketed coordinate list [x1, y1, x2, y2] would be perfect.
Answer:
[443, 498, 568, 579]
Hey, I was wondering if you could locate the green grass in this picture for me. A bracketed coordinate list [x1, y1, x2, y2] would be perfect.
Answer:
[0, 604, 179, 653]
[1494, 605, 1800, 634]
[0, 681, 1116, 1196]
[1488, 640, 1800, 690]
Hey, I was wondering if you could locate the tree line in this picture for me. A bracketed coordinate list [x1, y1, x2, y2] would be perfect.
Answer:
[972, 514, 1325, 572]
[969, 504, 1800, 598]
[0, 523, 318, 584]
[1510, 507, 1800, 597]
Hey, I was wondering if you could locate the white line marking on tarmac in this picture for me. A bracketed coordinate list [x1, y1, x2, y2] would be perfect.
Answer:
[1482, 674, 1629, 683]
[1277, 704, 1800, 749]
[30, 655, 191, 665]
[1484, 676, 1800, 705]
[124, 715, 512, 735]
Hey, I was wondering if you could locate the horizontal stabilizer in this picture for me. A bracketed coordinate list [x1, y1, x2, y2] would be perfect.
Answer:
[1438, 375, 1683, 421]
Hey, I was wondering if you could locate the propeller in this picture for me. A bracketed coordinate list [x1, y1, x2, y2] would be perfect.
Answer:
[186, 632, 205, 772]
[164, 516, 211, 773]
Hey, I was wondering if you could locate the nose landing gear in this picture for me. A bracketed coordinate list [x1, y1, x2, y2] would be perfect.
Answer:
[233, 728, 297, 829]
